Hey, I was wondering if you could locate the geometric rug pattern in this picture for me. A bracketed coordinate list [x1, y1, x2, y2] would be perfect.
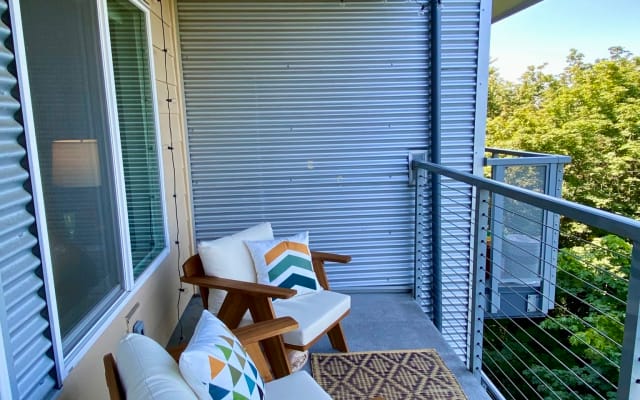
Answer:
[311, 349, 467, 400]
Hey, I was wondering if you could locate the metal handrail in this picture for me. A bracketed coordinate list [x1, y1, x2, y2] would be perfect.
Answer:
[412, 159, 640, 400]
[412, 160, 640, 242]
[485, 147, 572, 164]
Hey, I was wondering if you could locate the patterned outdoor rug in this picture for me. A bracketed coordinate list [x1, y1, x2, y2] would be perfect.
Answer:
[311, 349, 467, 400]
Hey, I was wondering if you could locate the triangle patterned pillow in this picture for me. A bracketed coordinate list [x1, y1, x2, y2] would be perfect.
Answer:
[245, 231, 321, 296]
[179, 310, 265, 400]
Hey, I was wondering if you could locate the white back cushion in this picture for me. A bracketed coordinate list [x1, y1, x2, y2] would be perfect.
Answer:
[115, 333, 196, 400]
[197, 222, 274, 312]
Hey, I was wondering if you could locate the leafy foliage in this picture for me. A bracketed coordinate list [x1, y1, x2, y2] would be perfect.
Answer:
[487, 48, 640, 220]
[484, 236, 630, 400]
[483, 49, 638, 399]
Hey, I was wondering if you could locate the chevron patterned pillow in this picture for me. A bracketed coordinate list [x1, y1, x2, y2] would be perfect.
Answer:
[245, 231, 321, 296]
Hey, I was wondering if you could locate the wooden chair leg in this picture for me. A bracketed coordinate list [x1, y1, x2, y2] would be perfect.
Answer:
[260, 336, 290, 379]
[217, 293, 251, 329]
[327, 322, 349, 352]
[244, 342, 274, 382]
[249, 298, 292, 378]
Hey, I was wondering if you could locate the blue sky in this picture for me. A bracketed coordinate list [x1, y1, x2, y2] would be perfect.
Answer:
[490, 0, 640, 81]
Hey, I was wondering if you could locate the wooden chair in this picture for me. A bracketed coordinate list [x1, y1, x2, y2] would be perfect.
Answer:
[104, 317, 323, 399]
[105, 317, 383, 400]
[180, 251, 351, 378]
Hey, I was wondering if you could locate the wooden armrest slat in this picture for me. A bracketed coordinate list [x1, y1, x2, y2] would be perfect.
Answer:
[311, 251, 352, 264]
[167, 342, 188, 362]
[181, 276, 296, 299]
[162, 318, 298, 359]
[234, 317, 299, 345]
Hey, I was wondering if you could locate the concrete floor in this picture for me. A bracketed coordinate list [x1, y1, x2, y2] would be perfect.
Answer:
[169, 293, 490, 400]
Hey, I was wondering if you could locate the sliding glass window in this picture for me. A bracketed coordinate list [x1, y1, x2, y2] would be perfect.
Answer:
[20, 0, 166, 354]
[107, 0, 165, 278]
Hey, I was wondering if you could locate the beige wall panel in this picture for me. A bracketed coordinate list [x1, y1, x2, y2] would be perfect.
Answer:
[154, 47, 177, 85]
[151, 13, 175, 56]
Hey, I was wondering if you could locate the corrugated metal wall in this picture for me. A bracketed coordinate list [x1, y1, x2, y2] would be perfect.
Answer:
[436, 0, 481, 357]
[177, 0, 431, 291]
[0, 1, 59, 398]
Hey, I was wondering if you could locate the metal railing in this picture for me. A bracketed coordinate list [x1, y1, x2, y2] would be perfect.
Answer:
[412, 159, 640, 400]
[484, 149, 570, 319]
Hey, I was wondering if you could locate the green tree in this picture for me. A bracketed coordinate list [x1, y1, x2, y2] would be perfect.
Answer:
[487, 49, 640, 220]
[483, 49, 638, 399]
[484, 236, 630, 400]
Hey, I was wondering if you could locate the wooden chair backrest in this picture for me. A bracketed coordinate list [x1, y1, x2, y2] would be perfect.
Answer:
[103, 353, 125, 400]
[182, 254, 209, 309]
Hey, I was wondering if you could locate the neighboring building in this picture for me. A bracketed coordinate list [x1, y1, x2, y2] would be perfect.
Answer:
[0, 1, 535, 399]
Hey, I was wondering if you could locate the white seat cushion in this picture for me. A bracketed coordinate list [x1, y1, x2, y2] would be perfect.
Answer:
[115, 333, 197, 400]
[265, 371, 331, 400]
[197, 222, 273, 312]
[272, 290, 350, 347]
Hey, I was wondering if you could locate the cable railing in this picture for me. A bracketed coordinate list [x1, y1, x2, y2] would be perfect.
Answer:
[411, 156, 640, 400]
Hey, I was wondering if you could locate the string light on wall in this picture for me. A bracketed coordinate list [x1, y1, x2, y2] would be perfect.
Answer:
[156, 0, 185, 341]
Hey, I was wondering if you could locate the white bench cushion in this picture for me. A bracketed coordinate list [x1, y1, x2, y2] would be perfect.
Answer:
[264, 371, 331, 400]
[273, 290, 350, 347]
[115, 333, 197, 400]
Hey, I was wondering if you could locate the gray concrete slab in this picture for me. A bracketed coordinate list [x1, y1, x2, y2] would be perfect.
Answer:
[169, 293, 490, 400]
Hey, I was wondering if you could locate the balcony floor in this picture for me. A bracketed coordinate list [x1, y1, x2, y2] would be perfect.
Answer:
[169, 293, 489, 400]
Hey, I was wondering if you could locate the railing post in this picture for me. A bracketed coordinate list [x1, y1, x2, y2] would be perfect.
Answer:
[469, 188, 490, 378]
[413, 166, 424, 300]
[618, 243, 640, 400]
[429, 0, 443, 332]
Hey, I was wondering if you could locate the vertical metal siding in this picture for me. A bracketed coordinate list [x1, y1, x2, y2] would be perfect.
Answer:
[0, 1, 58, 398]
[178, 0, 431, 290]
[423, 0, 481, 358]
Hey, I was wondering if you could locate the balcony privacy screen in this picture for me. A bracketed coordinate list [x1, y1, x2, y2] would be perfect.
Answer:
[177, 0, 431, 291]
[108, 0, 165, 277]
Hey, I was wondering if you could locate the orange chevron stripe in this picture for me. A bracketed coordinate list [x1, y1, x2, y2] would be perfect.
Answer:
[264, 241, 310, 265]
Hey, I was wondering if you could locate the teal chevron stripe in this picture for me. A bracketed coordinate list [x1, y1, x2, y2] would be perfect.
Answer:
[279, 274, 318, 290]
[268, 254, 313, 281]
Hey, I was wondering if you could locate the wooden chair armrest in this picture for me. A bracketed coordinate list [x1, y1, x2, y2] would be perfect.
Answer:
[181, 275, 296, 299]
[167, 342, 188, 362]
[159, 317, 298, 383]
[162, 318, 297, 360]
[311, 251, 352, 264]
[233, 317, 299, 346]
[103, 353, 125, 400]
[310, 251, 352, 290]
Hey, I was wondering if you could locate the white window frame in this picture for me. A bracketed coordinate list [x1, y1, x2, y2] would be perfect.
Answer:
[9, 0, 169, 379]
